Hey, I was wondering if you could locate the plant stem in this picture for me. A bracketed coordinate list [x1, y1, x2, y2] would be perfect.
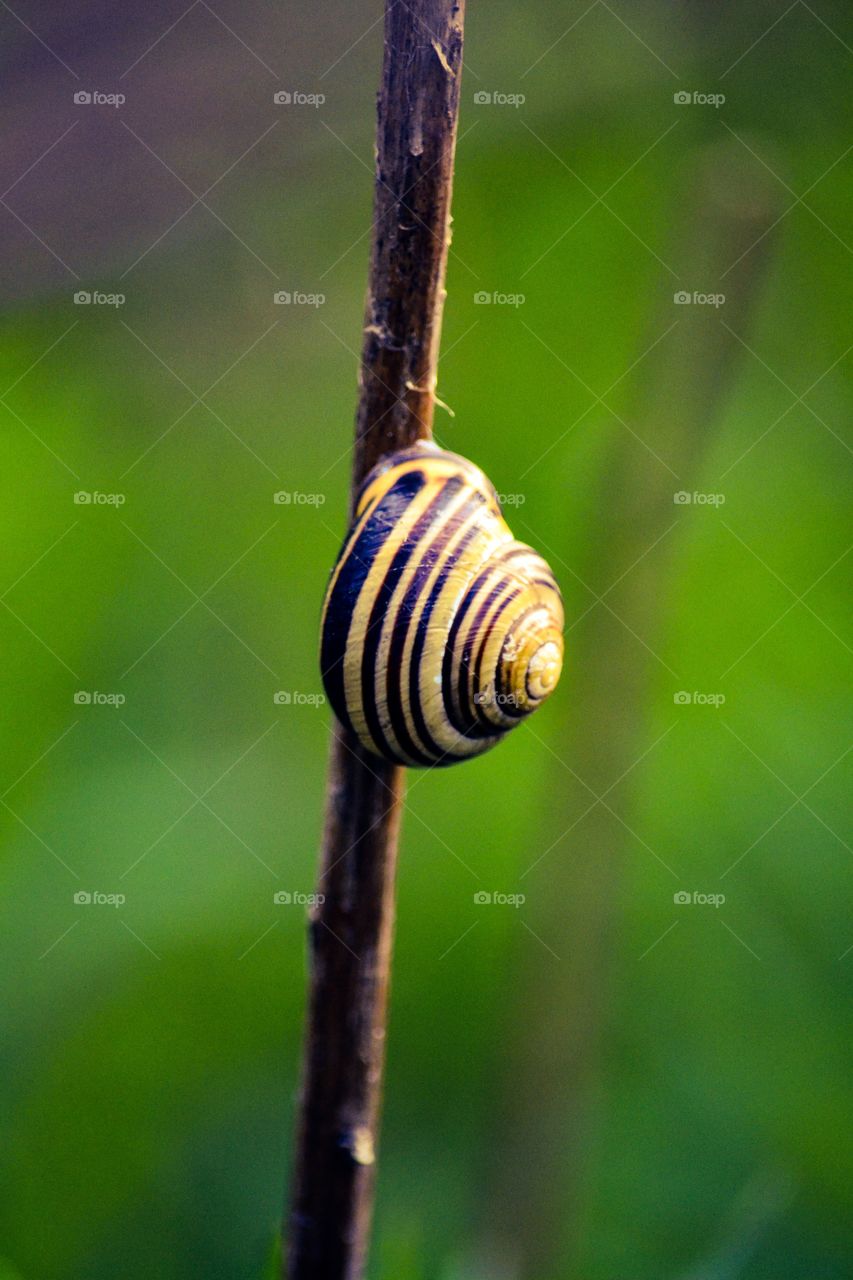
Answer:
[285, 4, 465, 1278]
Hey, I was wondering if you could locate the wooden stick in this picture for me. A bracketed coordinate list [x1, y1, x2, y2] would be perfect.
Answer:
[285, 4, 465, 1277]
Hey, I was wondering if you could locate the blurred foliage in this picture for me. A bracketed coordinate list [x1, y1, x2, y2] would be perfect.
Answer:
[0, 1, 850, 1278]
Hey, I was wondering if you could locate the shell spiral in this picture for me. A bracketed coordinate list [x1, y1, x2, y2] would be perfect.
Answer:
[320, 443, 564, 767]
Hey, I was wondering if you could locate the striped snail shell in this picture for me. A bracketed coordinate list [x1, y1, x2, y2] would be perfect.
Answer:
[320, 443, 564, 767]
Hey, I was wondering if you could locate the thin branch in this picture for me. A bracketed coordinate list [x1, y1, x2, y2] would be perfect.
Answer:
[285, 3, 466, 1278]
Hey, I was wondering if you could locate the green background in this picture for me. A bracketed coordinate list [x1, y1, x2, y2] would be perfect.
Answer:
[1, 2, 850, 1276]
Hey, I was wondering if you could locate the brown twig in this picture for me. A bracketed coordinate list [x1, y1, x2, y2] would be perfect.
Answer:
[285, 4, 465, 1278]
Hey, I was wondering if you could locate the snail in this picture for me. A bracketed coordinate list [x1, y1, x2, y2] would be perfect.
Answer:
[320, 442, 564, 767]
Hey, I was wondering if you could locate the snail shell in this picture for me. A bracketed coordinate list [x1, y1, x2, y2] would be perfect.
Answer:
[320, 443, 564, 767]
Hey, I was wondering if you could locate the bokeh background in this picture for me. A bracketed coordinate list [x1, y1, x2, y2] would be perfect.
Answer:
[1, 2, 851, 1277]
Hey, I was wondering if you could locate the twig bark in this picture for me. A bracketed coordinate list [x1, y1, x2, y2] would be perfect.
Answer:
[285, 4, 465, 1278]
